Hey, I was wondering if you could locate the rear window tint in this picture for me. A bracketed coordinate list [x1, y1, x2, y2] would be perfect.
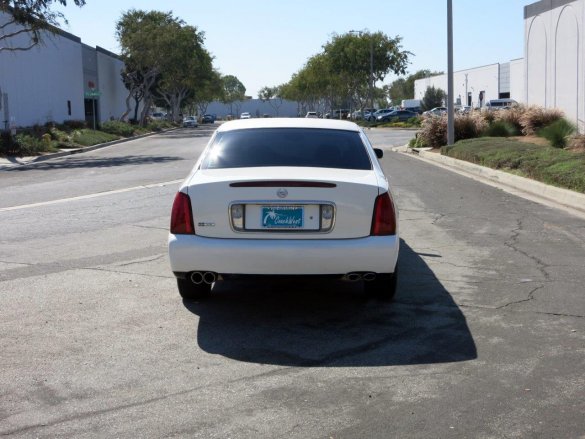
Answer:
[201, 128, 372, 170]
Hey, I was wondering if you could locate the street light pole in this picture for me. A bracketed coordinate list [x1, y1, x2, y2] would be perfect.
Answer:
[369, 36, 374, 110]
[447, 0, 455, 145]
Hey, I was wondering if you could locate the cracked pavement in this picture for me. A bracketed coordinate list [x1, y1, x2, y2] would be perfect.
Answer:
[0, 129, 584, 438]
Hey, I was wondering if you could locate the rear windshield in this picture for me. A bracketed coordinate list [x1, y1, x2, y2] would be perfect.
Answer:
[201, 128, 372, 170]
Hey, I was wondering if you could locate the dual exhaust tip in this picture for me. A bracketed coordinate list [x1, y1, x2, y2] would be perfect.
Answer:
[344, 272, 377, 282]
[190, 271, 374, 284]
[190, 271, 217, 285]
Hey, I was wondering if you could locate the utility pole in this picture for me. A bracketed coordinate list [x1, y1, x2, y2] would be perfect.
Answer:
[447, 0, 455, 145]
[369, 36, 374, 110]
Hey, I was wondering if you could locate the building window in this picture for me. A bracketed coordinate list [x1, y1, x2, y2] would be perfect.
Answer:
[67, 100, 72, 116]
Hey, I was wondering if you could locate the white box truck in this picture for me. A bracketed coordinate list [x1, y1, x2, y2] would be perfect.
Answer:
[401, 99, 422, 113]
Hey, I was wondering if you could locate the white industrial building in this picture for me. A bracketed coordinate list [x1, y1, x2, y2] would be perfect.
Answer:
[525, 0, 584, 130]
[415, 0, 585, 130]
[414, 59, 525, 109]
[0, 11, 133, 129]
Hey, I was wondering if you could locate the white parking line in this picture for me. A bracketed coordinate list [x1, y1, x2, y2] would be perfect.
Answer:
[0, 179, 183, 212]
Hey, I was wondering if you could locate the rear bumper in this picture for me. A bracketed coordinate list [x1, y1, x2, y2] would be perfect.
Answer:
[168, 234, 399, 275]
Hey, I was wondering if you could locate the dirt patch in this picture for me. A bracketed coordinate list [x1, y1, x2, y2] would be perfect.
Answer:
[511, 136, 549, 147]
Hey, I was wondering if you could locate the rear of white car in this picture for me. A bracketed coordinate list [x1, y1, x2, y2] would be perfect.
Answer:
[168, 119, 399, 300]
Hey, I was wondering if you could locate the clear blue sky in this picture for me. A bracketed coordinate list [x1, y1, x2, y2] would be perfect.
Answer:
[55, 0, 536, 98]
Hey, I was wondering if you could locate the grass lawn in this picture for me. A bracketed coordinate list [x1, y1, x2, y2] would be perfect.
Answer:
[72, 129, 120, 147]
[441, 137, 585, 194]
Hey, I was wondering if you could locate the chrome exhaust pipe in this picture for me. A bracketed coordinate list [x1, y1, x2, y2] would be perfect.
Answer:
[362, 272, 377, 282]
[345, 272, 362, 282]
[190, 272, 204, 284]
[203, 271, 217, 285]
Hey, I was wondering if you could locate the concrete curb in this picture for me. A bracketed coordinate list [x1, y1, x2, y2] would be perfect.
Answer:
[400, 147, 585, 218]
[0, 128, 177, 171]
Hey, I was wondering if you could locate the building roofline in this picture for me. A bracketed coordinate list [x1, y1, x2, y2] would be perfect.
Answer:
[96, 46, 121, 60]
[525, 0, 576, 19]
[1, 8, 81, 43]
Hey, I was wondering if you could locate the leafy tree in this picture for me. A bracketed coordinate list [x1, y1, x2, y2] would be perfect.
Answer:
[282, 53, 344, 115]
[0, 0, 85, 52]
[116, 10, 215, 125]
[116, 10, 169, 125]
[282, 31, 410, 114]
[323, 31, 411, 109]
[193, 69, 222, 116]
[387, 78, 408, 105]
[221, 74, 245, 117]
[120, 64, 151, 122]
[258, 85, 285, 116]
[388, 69, 443, 105]
[155, 24, 213, 122]
[422, 86, 446, 111]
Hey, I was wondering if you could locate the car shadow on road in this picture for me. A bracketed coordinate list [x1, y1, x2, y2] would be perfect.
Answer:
[183, 239, 477, 367]
[6, 155, 183, 171]
[159, 128, 216, 140]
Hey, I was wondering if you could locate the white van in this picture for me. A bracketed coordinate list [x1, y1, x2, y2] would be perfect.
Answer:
[485, 99, 518, 110]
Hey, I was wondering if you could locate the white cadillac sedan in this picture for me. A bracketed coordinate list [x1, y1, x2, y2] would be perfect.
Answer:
[168, 118, 399, 300]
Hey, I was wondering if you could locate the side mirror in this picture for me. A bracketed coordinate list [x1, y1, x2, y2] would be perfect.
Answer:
[374, 148, 383, 159]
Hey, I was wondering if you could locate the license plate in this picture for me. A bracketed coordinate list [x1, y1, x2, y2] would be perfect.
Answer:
[261, 205, 304, 229]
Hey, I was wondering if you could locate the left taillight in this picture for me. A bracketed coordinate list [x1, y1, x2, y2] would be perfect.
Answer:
[370, 192, 397, 236]
[170, 192, 195, 235]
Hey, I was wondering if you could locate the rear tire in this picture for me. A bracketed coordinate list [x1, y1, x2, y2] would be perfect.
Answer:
[364, 269, 398, 301]
[177, 277, 211, 300]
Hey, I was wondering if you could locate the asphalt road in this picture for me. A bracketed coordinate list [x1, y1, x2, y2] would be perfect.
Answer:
[1, 127, 584, 438]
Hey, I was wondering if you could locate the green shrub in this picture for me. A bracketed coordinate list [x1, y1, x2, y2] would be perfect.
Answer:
[417, 114, 485, 148]
[147, 120, 173, 132]
[13, 133, 58, 155]
[455, 114, 485, 141]
[100, 120, 135, 137]
[483, 110, 497, 125]
[407, 117, 422, 127]
[0, 131, 15, 155]
[72, 129, 119, 146]
[519, 106, 564, 135]
[495, 106, 524, 134]
[483, 120, 518, 137]
[63, 120, 87, 130]
[409, 133, 428, 148]
[537, 118, 575, 148]
[418, 116, 447, 148]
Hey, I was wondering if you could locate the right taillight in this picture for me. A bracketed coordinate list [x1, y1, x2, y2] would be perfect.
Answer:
[371, 192, 396, 236]
[170, 192, 195, 235]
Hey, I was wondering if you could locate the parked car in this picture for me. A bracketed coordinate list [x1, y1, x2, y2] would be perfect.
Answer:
[362, 108, 376, 120]
[377, 110, 419, 123]
[352, 108, 376, 120]
[202, 114, 216, 123]
[423, 107, 447, 116]
[325, 109, 350, 119]
[369, 108, 394, 121]
[168, 118, 399, 301]
[151, 112, 166, 121]
[305, 111, 318, 118]
[240, 112, 251, 119]
[182, 116, 198, 128]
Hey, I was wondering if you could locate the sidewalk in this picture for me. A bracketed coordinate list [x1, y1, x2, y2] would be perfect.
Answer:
[394, 145, 585, 220]
[0, 129, 172, 171]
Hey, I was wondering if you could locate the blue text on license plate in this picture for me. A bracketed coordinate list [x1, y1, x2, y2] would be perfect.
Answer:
[261, 205, 304, 229]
